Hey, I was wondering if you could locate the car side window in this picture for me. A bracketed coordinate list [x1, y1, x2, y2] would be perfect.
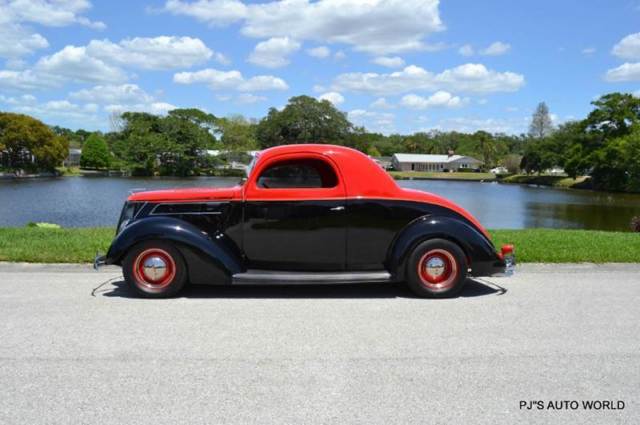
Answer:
[257, 158, 338, 189]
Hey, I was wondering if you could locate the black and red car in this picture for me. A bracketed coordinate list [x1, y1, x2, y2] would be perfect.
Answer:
[96, 144, 514, 298]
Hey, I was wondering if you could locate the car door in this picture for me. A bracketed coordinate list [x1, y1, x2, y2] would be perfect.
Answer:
[243, 153, 347, 271]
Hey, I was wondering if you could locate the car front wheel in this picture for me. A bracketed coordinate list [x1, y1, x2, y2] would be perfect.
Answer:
[122, 240, 187, 298]
[406, 238, 467, 298]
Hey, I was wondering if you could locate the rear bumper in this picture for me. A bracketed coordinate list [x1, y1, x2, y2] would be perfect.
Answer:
[471, 253, 516, 277]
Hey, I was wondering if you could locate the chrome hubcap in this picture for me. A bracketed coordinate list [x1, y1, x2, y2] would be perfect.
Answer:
[142, 256, 168, 281]
[425, 256, 446, 279]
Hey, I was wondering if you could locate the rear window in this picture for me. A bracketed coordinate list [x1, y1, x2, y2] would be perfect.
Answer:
[257, 158, 338, 189]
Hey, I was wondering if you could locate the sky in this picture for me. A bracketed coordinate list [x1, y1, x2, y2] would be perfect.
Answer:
[1, 0, 640, 135]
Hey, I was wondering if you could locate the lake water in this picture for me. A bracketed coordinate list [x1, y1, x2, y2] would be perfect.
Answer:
[1, 176, 640, 230]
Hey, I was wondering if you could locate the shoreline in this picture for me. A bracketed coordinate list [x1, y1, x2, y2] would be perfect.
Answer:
[3, 169, 639, 196]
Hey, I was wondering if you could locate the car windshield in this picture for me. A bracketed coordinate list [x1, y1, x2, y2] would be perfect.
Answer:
[246, 153, 259, 178]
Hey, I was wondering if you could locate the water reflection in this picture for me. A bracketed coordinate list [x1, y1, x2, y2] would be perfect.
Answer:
[1, 177, 640, 230]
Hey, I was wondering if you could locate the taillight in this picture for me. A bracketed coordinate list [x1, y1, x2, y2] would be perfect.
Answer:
[498, 244, 514, 259]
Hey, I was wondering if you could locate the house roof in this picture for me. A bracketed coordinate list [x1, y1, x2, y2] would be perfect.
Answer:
[392, 153, 482, 164]
[393, 153, 482, 164]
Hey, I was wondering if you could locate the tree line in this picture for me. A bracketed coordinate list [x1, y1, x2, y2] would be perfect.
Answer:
[521, 93, 640, 192]
[2, 92, 639, 192]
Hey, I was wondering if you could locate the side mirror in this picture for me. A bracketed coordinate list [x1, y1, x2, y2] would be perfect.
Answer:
[239, 177, 247, 185]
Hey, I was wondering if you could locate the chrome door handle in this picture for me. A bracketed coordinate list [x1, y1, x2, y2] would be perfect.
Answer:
[330, 206, 345, 211]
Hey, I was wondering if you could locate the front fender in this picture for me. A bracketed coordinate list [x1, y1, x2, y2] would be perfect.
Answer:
[386, 215, 502, 280]
[106, 216, 244, 284]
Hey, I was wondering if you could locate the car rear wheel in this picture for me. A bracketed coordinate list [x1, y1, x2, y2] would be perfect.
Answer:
[406, 238, 467, 298]
[123, 240, 187, 298]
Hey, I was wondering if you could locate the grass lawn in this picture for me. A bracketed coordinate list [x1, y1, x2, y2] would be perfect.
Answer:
[0, 227, 114, 263]
[0, 227, 638, 264]
[500, 174, 590, 189]
[490, 229, 640, 263]
[389, 171, 496, 181]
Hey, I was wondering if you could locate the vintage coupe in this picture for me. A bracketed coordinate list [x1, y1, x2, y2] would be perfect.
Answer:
[96, 144, 514, 298]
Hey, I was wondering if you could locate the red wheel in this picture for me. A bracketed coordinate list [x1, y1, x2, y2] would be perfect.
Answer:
[132, 248, 177, 293]
[406, 239, 467, 298]
[123, 241, 187, 298]
[417, 249, 458, 291]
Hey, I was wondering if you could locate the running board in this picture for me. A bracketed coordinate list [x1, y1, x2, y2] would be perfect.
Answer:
[232, 270, 392, 285]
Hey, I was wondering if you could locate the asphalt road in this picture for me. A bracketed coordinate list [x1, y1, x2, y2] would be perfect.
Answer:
[0, 263, 638, 425]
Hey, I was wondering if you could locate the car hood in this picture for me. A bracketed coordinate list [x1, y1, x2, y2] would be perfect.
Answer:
[128, 186, 243, 202]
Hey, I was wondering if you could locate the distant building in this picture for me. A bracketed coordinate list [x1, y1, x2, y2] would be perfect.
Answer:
[391, 153, 483, 172]
[490, 166, 509, 175]
[371, 156, 392, 170]
[64, 148, 82, 167]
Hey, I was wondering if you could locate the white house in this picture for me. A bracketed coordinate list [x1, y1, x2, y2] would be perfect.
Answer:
[391, 153, 483, 172]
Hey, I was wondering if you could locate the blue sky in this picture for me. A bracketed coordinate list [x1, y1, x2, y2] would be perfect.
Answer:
[1, 0, 639, 135]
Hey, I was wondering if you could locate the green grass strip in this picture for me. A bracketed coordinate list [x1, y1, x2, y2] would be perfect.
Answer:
[0, 227, 638, 263]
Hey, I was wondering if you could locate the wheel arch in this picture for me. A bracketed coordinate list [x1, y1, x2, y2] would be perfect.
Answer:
[106, 216, 244, 285]
[386, 215, 498, 281]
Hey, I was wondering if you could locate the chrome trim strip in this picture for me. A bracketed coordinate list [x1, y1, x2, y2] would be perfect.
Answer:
[149, 202, 226, 216]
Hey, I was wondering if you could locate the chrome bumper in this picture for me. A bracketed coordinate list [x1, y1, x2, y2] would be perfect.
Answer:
[94, 252, 107, 270]
[495, 254, 516, 277]
[503, 253, 515, 276]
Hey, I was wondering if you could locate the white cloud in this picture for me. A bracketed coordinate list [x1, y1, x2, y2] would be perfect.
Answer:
[307, 46, 331, 58]
[334, 50, 346, 60]
[8, 98, 104, 128]
[318, 91, 344, 105]
[582, 47, 596, 55]
[35, 45, 128, 84]
[86, 36, 214, 70]
[332, 63, 525, 96]
[434, 117, 526, 134]
[0, 23, 49, 58]
[458, 44, 474, 57]
[370, 97, 394, 109]
[0, 0, 104, 59]
[1, 0, 105, 29]
[348, 109, 395, 133]
[612, 32, 640, 60]
[372, 56, 405, 68]
[174, 68, 289, 91]
[480, 41, 511, 56]
[0, 93, 37, 105]
[164, 0, 444, 55]
[174, 68, 243, 87]
[400, 91, 467, 109]
[164, 0, 248, 26]
[247, 36, 301, 68]
[0, 36, 220, 90]
[605, 62, 640, 82]
[458, 42, 511, 57]
[239, 75, 289, 91]
[0, 69, 54, 90]
[105, 102, 176, 115]
[235, 93, 266, 104]
[70, 84, 155, 104]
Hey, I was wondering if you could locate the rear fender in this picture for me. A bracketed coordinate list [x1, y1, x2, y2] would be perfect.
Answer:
[106, 216, 244, 284]
[386, 215, 500, 281]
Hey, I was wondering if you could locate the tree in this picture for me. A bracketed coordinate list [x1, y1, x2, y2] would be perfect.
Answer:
[256, 95, 353, 148]
[584, 92, 640, 139]
[529, 102, 554, 138]
[0, 112, 68, 171]
[80, 134, 111, 169]
[474, 130, 498, 168]
[110, 109, 218, 176]
[218, 115, 258, 151]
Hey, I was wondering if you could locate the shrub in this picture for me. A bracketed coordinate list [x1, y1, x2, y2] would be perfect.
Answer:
[631, 216, 640, 233]
[80, 134, 111, 169]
